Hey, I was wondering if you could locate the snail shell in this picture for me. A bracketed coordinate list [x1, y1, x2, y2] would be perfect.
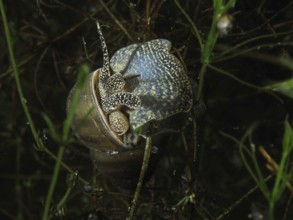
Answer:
[67, 69, 162, 189]
[67, 22, 193, 189]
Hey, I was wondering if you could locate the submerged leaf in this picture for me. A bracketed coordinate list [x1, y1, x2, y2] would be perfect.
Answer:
[266, 78, 293, 99]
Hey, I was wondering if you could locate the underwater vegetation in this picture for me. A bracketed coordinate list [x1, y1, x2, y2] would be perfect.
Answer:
[1, 0, 293, 219]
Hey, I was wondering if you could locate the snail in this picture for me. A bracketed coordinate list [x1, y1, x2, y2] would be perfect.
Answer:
[67, 21, 193, 189]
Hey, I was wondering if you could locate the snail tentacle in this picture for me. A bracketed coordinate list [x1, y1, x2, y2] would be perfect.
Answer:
[105, 73, 125, 93]
[103, 92, 141, 112]
[96, 21, 110, 77]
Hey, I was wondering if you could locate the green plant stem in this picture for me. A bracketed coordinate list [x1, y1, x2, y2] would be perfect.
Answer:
[43, 148, 88, 185]
[208, 64, 261, 90]
[56, 184, 72, 211]
[35, 0, 48, 22]
[127, 137, 152, 220]
[272, 121, 293, 199]
[201, 15, 218, 64]
[99, 0, 134, 42]
[214, 30, 293, 60]
[238, 120, 293, 220]
[174, 0, 203, 52]
[269, 120, 293, 218]
[0, 0, 44, 150]
[42, 145, 65, 220]
[176, 0, 237, 101]
[1, 2, 88, 212]
[196, 1, 222, 101]
[208, 64, 283, 103]
[42, 64, 89, 219]
[268, 201, 275, 220]
[196, 64, 207, 101]
[237, 123, 271, 200]
[16, 142, 23, 220]
[174, 0, 221, 101]
[1, 3, 89, 219]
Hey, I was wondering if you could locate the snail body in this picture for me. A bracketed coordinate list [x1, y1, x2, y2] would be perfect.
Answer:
[67, 70, 161, 189]
[110, 39, 193, 136]
[67, 21, 193, 189]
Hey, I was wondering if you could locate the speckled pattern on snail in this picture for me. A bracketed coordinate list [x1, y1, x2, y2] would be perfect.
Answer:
[67, 21, 194, 189]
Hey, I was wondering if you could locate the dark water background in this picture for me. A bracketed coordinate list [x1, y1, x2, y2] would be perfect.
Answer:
[1, 0, 293, 219]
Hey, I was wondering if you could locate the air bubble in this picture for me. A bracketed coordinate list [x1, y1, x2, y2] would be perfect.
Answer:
[232, 126, 240, 130]
[83, 184, 92, 192]
[151, 146, 159, 154]
[22, 98, 27, 104]
[42, 129, 48, 140]
[172, 170, 176, 176]
[106, 150, 119, 156]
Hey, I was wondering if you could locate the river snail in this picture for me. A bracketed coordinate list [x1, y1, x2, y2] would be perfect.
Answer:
[67, 21, 193, 189]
